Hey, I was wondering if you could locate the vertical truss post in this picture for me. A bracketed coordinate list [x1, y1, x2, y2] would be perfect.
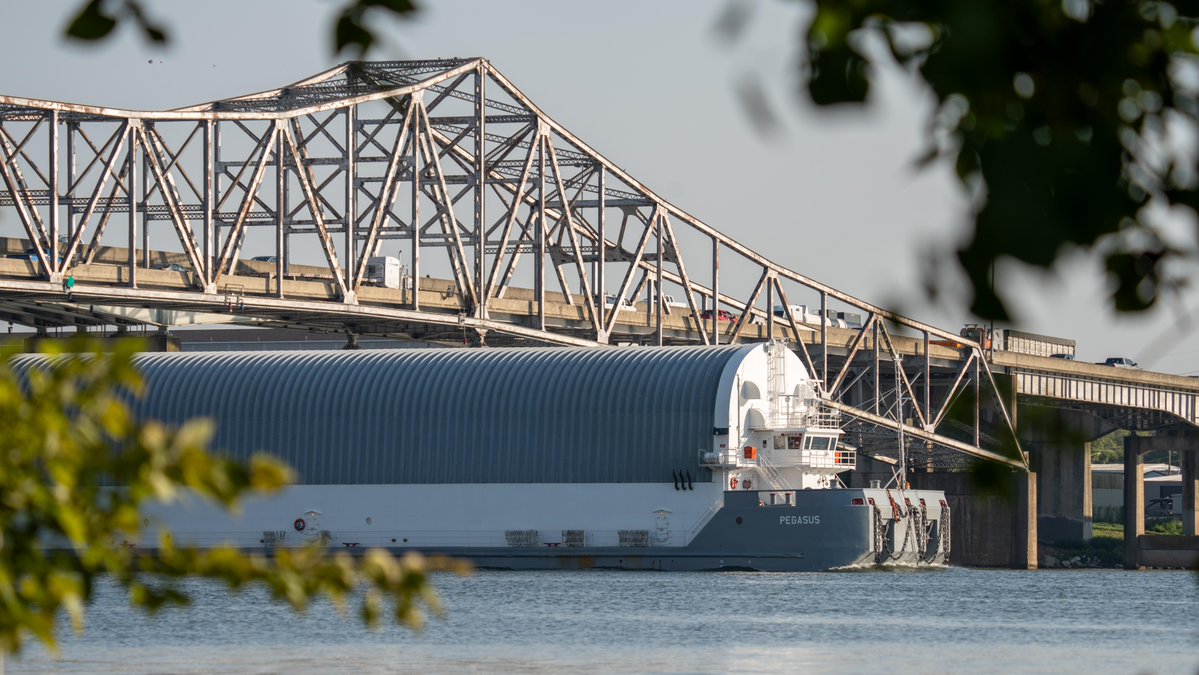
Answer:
[48, 110, 59, 271]
[596, 165, 606, 342]
[410, 109, 421, 310]
[766, 276, 775, 337]
[711, 236, 719, 346]
[820, 290, 828, 389]
[203, 120, 214, 291]
[65, 120, 76, 263]
[655, 213, 663, 346]
[535, 134, 545, 330]
[126, 123, 138, 289]
[275, 132, 285, 299]
[141, 136, 149, 269]
[923, 330, 931, 429]
[973, 357, 981, 447]
[873, 319, 880, 415]
[474, 63, 487, 319]
[282, 144, 291, 279]
[344, 105, 357, 297]
[213, 121, 222, 258]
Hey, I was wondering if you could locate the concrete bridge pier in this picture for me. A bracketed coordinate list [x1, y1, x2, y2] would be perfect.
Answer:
[1183, 449, 1199, 537]
[906, 469, 1037, 568]
[1020, 406, 1112, 545]
[1123, 435, 1146, 570]
[852, 458, 1038, 568]
[1124, 431, 1199, 569]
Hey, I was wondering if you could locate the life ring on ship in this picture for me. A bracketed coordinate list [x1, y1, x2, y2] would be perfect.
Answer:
[730, 477, 739, 490]
[294, 518, 306, 532]
[743, 480, 752, 490]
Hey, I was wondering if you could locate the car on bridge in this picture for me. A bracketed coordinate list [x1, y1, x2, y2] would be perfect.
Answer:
[1102, 357, 1140, 369]
[601, 293, 635, 312]
[652, 293, 688, 309]
[699, 309, 734, 323]
[251, 255, 278, 263]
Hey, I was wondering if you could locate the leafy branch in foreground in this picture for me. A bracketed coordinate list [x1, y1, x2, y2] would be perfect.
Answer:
[63, 0, 420, 55]
[0, 338, 468, 655]
[801, 0, 1199, 319]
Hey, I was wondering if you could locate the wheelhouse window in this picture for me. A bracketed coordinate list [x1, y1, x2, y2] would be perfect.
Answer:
[804, 435, 834, 451]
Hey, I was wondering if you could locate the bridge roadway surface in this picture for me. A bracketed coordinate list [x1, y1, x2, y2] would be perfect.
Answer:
[2, 235, 1196, 439]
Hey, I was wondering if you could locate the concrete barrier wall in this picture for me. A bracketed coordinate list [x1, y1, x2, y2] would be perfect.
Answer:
[1139, 535, 1199, 568]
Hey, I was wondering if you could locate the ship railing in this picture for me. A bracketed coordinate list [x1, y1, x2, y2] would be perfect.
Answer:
[753, 406, 842, 431]
[795, 449, 855, 469]
[760, 448, 855, 470]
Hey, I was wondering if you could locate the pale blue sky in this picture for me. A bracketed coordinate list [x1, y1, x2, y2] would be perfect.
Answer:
[2, 1, 1197, 373]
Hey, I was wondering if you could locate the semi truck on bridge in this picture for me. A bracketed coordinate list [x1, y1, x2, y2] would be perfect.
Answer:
[959, 324, 1076, 358]
[932, 324, 1077, 358]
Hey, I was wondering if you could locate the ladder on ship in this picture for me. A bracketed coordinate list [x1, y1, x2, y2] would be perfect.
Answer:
[756, 452, 788, 492]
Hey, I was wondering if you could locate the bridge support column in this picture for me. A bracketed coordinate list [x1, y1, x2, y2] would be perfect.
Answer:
[1021, 407, 1107, 545]
[1016, 470, 1038, 570]
[1124, 435, 1146, 570]
[1183, 450, 1199, 537]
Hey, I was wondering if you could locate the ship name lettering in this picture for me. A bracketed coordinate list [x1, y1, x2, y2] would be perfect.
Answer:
[779, 515, 820, 525]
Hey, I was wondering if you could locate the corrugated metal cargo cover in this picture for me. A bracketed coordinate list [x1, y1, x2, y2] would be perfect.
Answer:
[103, 345, 753, 485]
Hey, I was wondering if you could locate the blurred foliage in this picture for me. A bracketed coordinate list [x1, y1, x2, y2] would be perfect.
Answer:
[801, 0, 1199, 319]
[63, 0, 420, 55]
[1091, 429, 1181, 466]
[1090, 429, 1130, 463]
[0, 338, 467, 656]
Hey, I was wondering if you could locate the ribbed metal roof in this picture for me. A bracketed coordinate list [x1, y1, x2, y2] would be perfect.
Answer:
[26, 346, 756, 485]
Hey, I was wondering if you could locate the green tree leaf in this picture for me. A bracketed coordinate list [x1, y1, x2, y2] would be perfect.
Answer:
[64, 0, 117, 41]
[799, 0, 1199, 319]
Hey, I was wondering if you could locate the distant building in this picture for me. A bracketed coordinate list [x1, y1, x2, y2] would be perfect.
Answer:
[1092, 463, 1182, 522]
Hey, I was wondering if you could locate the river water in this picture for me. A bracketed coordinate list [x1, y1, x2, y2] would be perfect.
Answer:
[9, 567, 1199, 674]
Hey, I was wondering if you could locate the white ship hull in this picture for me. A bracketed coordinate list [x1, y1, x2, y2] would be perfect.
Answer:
[138, 483, 950, 572]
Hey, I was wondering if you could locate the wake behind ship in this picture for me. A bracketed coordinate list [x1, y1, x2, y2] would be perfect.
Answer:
[18, 342, 948, 571]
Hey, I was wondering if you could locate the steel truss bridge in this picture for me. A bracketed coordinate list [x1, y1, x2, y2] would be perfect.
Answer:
[0, 58, 1195, 471]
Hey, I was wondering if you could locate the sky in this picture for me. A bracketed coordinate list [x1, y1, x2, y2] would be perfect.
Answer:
[2, 1, 1198, 374]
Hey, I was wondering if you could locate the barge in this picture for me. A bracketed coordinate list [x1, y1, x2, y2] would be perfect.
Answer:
[27, 342, 949, 571]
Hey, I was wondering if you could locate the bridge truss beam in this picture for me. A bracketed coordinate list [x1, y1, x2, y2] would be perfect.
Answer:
[0, 59, 1027, 469]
